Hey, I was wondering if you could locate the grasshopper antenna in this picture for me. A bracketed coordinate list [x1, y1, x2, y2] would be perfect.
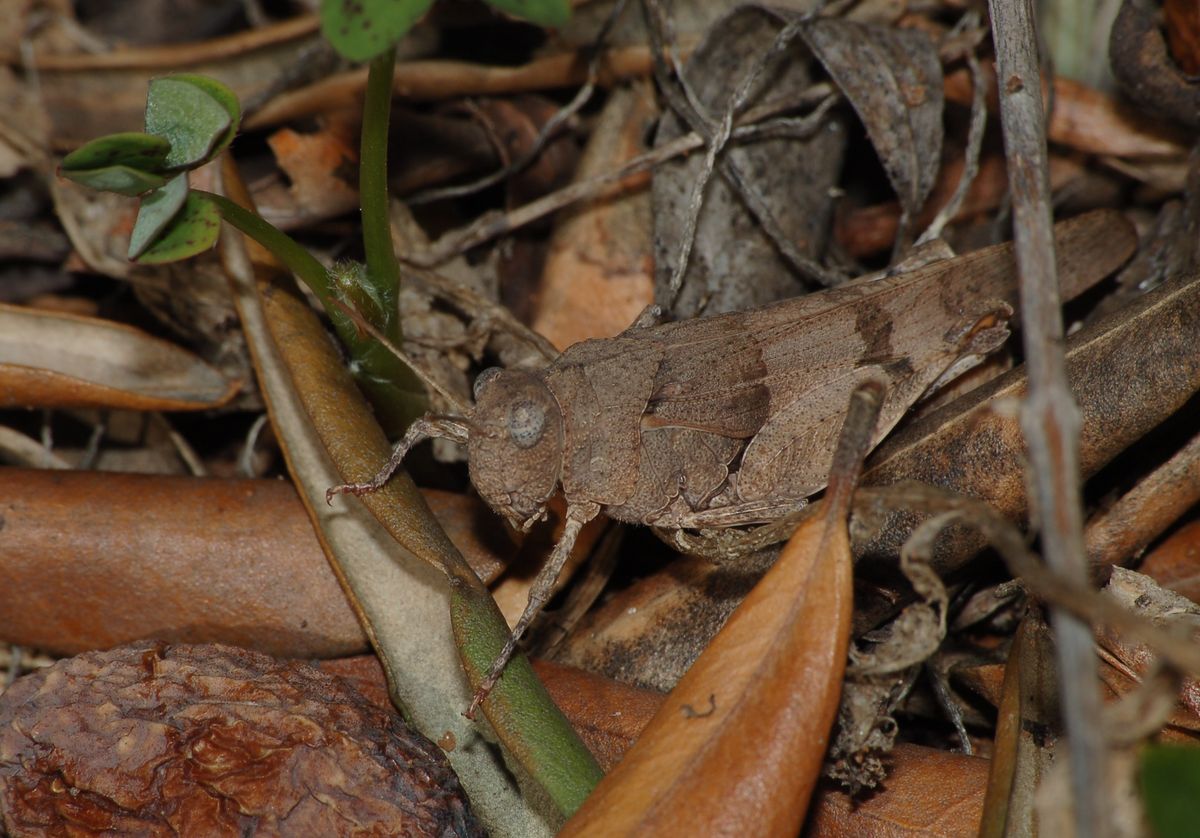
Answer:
[326, 415, 471, 503]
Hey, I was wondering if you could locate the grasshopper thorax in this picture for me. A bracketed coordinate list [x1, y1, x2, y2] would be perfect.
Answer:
[468, 368, 564, 531]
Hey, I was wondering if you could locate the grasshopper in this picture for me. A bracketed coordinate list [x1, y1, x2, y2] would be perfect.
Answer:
[331, 209, 1135, 703]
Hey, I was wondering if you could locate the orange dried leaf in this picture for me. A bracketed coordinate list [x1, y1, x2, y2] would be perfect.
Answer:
[808, 743, 988, 837]
[0, 468, 517, 657]
[560, 505, 852, 836]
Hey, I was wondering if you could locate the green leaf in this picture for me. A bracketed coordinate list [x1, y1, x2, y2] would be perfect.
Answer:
[145, 77, 232, 169]
[135, 192, 221, 264]
[320, 0, 434, 61]
[1141, 744, 1200, 837]
[61, 165, 167, 197]
[165, 74, 241, 160]
[61, 132, 171, 175]
[128, 174, 189, 259]
[483, 0, 570, 27]
[60, 133, 172, 195]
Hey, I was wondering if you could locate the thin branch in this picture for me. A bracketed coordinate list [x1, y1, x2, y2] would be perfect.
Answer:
[407, 91, 838, 267]
[987, 1, 1107, 835]
[917, 26, 988, 246]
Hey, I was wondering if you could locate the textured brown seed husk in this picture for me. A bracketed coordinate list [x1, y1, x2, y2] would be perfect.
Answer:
[0, 642, 484, 837]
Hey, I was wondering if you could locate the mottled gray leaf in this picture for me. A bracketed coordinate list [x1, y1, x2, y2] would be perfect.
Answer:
[798, 17, 944, 229]
[652, 5, 846, 318]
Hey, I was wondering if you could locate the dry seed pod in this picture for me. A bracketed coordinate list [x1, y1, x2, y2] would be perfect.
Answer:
[0, 642, 484, 838]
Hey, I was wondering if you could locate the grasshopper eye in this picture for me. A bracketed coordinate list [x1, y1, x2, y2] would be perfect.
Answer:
[507, 400, 545, 449]
[473, 367, 503, 401]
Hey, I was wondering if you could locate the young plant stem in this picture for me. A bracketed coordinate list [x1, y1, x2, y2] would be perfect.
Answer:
[203, 189, 426, 429]
[361, 47, 402, 341]
[203, 191, 334, 303]
[357, 48, 427, 425]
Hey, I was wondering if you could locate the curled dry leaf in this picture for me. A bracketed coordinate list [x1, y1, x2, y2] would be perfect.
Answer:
[0, 642, 484, 837]
[560, 501, 852, 836]
[1096, 568, 1200, 740]
[0, 468, 517, 657]
[0, 302, 238, 411]
[799, 13, 944, 232]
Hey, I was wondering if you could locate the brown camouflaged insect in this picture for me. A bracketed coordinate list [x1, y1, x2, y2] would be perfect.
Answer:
[331, 209, 1135, 701]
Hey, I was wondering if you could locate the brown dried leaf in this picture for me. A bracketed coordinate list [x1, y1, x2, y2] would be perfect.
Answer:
[36, 17, 322, 149]
[942, 67, 1190, 158]
[560, 503, 852, 836]
[978, 615, 1060, 838]
[260, 119, 361, 229]
[321, 655, 667, 774]
[0, 642, 484, 837]
[218, 166, 569, 832]
[1139, 520, 1200, 605]
[0, 303, 238, 411]
[808, 743, 988, 837]
[553, 553, 761, 691]
[0, 468, 517, 657]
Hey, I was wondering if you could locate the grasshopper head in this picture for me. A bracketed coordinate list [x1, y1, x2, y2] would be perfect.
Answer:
[468, 368, 563, 530]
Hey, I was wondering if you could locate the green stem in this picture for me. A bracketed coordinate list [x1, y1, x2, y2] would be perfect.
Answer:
[205, 188, 426, 430]
[361, 48, 401, 340]
[203, 191, 334, 304]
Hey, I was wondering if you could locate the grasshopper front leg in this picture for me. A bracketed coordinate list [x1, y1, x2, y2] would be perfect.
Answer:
[468, 501, 600, 717]
[325, 415, 469, 503]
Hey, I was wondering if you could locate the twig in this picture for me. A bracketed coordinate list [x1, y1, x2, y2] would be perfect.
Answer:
[244, 43, 672, 131]
[917, 18, 988, 246]
[987, 1, 1107, 834]
[407, 92, 838, 267]
[1084, 430, 1200, 567]
[402, 265, 561, 363]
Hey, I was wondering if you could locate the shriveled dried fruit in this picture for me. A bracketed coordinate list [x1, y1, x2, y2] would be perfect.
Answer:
[0, 642, 485, 837]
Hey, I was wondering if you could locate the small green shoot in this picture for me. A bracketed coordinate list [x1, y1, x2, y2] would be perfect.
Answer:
[145, 77, 233, 169]
[320, 0, 570, 61]
[321, 0, 435, 61]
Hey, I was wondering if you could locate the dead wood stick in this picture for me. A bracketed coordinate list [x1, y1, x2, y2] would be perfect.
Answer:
[1085, 431, 1200, 568]
[988, 0, 1108, 834]
[406, 91, 837, 267]
[244, 43, 679, 131]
